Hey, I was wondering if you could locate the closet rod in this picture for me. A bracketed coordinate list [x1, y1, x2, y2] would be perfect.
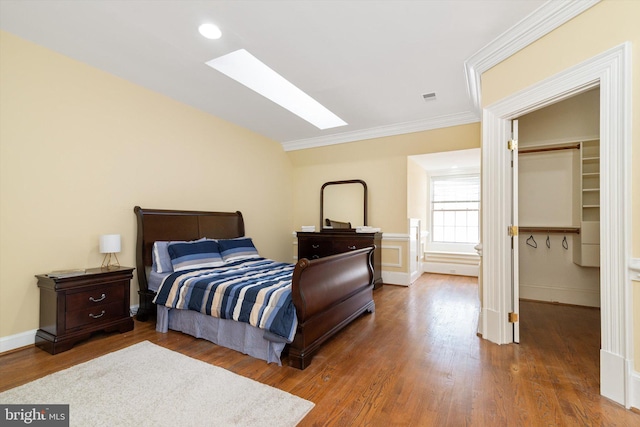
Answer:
[519, 144, 580, 154]
[519, 226, 580, 234]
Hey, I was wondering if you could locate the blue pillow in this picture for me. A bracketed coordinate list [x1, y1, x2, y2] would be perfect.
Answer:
[167, 240, 224, 272]
[152, 238, 209, 273]
[218, 238, 260, 263]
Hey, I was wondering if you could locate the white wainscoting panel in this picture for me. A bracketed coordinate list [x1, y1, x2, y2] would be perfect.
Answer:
[424, 251, 480, 277]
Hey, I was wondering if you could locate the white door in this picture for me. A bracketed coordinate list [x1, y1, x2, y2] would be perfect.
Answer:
[511, 120, 520, 343]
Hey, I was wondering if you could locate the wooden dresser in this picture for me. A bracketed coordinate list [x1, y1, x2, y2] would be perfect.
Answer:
[297, 231, 383, 289]
[35, 266, 134, 354]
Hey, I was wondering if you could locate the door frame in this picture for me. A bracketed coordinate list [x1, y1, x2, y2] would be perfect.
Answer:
[480, 43, 632, 406]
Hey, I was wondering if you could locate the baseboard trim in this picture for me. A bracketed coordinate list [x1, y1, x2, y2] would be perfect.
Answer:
[382, 271, 412, 286]
[481, 307, 502, 344]
[424, 262, 479, 277]
[630, 368, 640, 410]
[600, 349, 626, 405]
[0, 329, 36, 354]
[519, 283, 600, 307]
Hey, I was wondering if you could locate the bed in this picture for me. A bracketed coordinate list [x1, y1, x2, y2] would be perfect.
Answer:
[134, 206, 376, 369]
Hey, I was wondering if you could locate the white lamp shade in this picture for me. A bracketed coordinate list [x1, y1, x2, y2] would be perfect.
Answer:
[99, 234, 121, 253]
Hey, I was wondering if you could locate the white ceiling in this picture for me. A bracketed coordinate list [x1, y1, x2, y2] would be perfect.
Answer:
[1, 1, 588, 150]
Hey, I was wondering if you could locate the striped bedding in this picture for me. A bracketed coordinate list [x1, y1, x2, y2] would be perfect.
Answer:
[153, 258, 297, 341]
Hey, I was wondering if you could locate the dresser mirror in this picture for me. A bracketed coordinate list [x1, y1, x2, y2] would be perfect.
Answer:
[320, 180, 368, 231]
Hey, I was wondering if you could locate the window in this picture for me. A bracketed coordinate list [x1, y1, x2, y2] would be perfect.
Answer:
[431, 174, 480, 244]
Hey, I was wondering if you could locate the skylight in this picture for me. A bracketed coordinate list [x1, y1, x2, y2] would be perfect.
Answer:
[205, 49, 347, 130]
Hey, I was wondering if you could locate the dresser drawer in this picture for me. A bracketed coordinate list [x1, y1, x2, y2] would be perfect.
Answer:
[65, 283, 126, 309]
[332, 238, 371, 253]
[66, 301, 126, 330]
[296, 231, 383, 290]
[298, 238, 333, 259]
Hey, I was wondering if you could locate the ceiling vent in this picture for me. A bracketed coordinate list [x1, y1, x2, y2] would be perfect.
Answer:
[422, 92, 437, 102]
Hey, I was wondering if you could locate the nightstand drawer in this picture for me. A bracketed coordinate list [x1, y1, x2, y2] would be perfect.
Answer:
[66, 301, 126, 330]
[65, 283, 125, 309]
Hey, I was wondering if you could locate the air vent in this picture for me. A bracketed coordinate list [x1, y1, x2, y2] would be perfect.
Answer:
[422, 92, 437, 101]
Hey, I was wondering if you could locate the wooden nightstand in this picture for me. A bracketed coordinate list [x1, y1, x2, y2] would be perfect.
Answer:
[35, 266, 135, 354]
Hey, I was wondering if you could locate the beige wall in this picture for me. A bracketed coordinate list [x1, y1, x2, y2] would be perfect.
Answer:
[288, 124, 480, 275]
[518, 89, 600, 146]
[480, 0, 639, 368]
[407, 157, 428, 227]
[289, 124, 480, 233]
[0, 32, 294, 338]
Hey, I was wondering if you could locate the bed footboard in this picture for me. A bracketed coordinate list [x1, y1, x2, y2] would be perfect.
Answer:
[289, 246, 375, 369]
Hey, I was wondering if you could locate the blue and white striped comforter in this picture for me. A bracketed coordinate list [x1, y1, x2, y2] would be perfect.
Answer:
[153, 258, 297, 341]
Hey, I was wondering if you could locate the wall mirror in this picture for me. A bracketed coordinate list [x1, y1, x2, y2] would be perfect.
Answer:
[321, 180, 367, 231]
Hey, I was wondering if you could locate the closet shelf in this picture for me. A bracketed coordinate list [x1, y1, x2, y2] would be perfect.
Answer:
[519, 226, 580, 234]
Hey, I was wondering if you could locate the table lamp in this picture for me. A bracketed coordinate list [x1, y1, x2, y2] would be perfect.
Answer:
[100, 234, 121, 269]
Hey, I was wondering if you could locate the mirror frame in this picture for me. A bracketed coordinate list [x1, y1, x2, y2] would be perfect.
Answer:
[320, 179, 368, 231]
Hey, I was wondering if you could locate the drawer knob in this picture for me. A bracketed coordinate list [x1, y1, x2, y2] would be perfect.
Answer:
[89, 310, 106, 319]
[348, 245, 357, 250]
[89, 293, 106, 303]
[312, 244, 320, 249]
[311, 255, 320, 259]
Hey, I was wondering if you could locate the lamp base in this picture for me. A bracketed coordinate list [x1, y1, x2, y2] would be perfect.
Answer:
[101, 253, 120, 269]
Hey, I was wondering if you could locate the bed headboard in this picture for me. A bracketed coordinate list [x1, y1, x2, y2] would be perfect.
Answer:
[133, 206, 244, 319]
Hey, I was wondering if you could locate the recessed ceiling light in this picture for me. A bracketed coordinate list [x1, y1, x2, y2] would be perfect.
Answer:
[205, 49, 347, 130]
[199, 23, 221, 40]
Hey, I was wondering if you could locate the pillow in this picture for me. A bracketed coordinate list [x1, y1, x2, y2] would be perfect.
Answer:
[167, 240, 224, 272]
[152, 238, 212, 273]
[218, 237, 260, 263]
[152, 241, 176, 273]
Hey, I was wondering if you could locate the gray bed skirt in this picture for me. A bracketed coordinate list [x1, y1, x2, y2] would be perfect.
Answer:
[156, 306, 287, 365]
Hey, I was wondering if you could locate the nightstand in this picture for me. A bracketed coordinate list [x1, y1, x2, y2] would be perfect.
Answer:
[35, 266, 135, 354]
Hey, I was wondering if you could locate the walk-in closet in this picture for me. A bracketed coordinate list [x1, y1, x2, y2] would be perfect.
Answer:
[517, 88, 600, 318]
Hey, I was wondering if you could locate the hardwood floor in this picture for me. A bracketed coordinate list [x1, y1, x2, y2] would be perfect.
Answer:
[1, 273, 638, 426]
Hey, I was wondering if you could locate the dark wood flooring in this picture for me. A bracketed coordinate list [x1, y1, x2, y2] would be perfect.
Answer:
[1, 273, 638, 426]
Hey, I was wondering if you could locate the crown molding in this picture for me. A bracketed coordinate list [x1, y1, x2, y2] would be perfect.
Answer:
[465, 0, 601, 113]
[282, 110, 479, 152]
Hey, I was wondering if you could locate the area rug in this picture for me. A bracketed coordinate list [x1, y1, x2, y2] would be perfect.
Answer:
[0, 341, 314, 426]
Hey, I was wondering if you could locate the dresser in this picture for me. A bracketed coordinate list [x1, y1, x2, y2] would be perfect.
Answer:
[297, 231, 383, 289]
[35, 266, 135, 354]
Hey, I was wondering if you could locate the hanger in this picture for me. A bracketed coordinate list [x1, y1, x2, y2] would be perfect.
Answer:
[562, 236, 569, 250]
[526, 235, 537, 248]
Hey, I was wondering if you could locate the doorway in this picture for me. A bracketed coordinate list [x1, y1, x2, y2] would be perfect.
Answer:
[480, 44, 631, 406]
[514, 91, 601, 390]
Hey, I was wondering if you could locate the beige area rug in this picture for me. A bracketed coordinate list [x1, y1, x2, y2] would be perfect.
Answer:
[0, 341, 314, 426]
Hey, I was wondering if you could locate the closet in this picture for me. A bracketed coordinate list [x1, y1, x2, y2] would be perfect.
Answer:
[517, 89, 600, 308]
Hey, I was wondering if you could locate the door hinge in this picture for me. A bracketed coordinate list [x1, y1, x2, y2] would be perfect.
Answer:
[508, 139, 518, 151]
[508, 312, 519, 323]
[508, 225, 518, 237]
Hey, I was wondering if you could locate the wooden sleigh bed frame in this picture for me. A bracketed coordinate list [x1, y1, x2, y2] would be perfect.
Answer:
[134, 206, 375, 369]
